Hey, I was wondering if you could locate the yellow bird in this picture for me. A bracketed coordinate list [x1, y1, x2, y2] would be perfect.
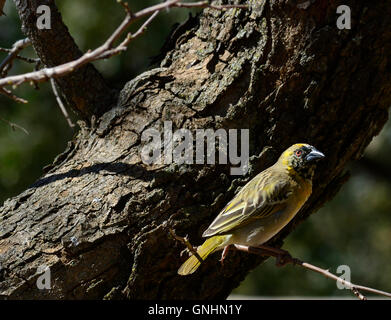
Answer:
[178, 143, 325, 275]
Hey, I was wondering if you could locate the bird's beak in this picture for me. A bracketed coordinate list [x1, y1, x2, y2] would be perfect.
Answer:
[306, 148, 325, 162]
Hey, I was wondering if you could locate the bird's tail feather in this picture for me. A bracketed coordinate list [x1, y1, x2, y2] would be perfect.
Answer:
[178, 235, 227, 275]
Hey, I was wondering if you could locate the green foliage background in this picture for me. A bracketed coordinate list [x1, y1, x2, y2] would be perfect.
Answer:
[1, 1, 390, 298]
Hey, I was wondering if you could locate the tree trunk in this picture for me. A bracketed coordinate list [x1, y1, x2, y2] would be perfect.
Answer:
[0, 0, 390, 299]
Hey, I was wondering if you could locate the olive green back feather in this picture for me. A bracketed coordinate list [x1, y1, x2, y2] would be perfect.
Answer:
[202, 165, 293, 238]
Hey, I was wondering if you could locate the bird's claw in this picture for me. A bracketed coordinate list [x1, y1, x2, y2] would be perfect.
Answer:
[219, 245, 232, 266]
[275, 252, 293, 267]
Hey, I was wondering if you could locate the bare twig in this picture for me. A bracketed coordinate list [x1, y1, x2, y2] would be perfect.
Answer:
[97, 10, 161, 60]
[117, 0, 132, 15]
[0, 87, 27, 103]
[169, 228, 204, 264]
[0, 116, 29, 135]
[50, 79, 75, 128]
[0, 1, 247, 91]
[0, 48, 39, 65]
[233, 244, 391, 300]
[352, 287, 367, 301]
[0, 38, 31, 77]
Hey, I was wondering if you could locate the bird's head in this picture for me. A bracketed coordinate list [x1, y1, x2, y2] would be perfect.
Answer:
[278, 143, 325, 179]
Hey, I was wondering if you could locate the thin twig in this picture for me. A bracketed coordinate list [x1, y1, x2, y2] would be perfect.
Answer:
[0, 38, 31, 77]
[169, 228, 204, 264]
[171, 229, 391, 299]
[117, 0, 132, 15]
[50, 78, 75, 128]
[0, 116, 29, 135]
[233, 244, 391, 300]
[352, 287, 367, 301]
[0, 87, 28, 104]
[0, 48, 39, 65]
[97, 10, 160, 60]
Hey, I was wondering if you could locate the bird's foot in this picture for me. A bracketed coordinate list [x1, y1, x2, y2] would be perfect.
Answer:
[219, 245, 233, 266]
[275, 251, 293, 267]
[255, 244, 293, 267]
[231, 244, 296, 267]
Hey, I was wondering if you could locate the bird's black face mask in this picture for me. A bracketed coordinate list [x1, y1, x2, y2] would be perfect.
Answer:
[292, 145, 325, 179]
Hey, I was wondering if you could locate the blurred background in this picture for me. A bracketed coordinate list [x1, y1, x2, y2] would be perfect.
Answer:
[0, 1, 390, 298]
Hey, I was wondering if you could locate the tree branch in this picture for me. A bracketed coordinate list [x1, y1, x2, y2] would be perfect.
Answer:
[169, 228, 204, 264]
[0, 44, 39, 66]
[0, 87, 27, 104]
[50, 78, 75, 128]
[0, 115, 29, 135]
[3, 1, 247, 117]
[0, 38, 31, 77]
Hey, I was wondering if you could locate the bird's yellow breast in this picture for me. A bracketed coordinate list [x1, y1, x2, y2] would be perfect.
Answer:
[286, 174, 312, 216]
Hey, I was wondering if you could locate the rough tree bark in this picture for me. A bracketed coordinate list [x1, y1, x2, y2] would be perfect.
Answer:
[0, 0, 390, 299]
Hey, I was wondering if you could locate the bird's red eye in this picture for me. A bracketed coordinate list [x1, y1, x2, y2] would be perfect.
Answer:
[295, 150, 303, 157]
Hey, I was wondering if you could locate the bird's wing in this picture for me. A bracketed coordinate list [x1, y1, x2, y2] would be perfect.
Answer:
[202, 172, 292, 237]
